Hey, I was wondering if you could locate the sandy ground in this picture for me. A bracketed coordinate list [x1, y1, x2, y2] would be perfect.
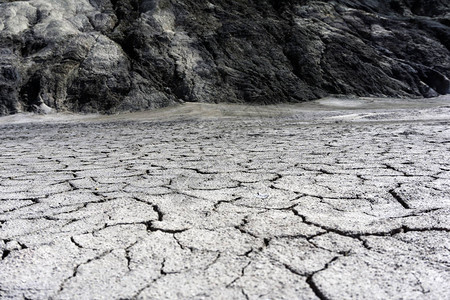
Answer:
[0, 96, 449, 299]
[1, 95, 450, 124]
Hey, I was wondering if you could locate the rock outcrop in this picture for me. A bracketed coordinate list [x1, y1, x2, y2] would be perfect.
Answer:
[0, 0, 449, 115]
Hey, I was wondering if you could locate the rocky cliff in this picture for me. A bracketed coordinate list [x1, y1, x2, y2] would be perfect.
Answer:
[0, 0, 449, 115]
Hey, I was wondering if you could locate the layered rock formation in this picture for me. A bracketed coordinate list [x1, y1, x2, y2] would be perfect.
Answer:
[0, 0, 449, 115]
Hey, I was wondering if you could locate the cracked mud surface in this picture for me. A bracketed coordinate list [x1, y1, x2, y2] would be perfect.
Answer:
[1, 97, 450, 299]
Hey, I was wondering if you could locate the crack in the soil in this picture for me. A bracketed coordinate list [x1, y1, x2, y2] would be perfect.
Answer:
[269, 173, 283, 182]
[172, 234, 194, 252]
[152, 205, 164, 222]
[234, 216, 259, 239]
[383, 163, 413, 177]
[241, 289, 250, 300]
[226, 261, 252, 288]
[292, 208, 450, 240]
[283, 255, 340, 300]
[130, 256, 184, 298]
[143, 220, 188, 234]
[387, 208, 442, 220]
[306, 273, 331, 300]
[56, 250, 113, 295]
[70, 237, 84, 249]
[203, 252, 221, 271]
[1, 249, 11, 260]
[413, 274, 431, 294]
[238, 248, 254, 257]
[213, 197, 242, 210]
[389, 188, 411, 209]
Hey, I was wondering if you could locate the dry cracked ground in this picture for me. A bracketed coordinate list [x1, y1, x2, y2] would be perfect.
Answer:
[0, 97, 450, 299]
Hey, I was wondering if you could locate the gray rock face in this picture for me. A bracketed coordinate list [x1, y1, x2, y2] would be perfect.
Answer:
[0, 0, 449, 115]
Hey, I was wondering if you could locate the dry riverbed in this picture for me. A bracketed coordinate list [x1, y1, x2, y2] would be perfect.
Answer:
[1, 96, 449, 299]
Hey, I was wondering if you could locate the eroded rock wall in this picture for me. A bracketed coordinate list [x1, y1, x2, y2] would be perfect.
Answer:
[0, 0, 449, 115]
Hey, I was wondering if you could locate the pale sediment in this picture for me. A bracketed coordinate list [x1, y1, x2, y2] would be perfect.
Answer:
[0, 99, 449, 299]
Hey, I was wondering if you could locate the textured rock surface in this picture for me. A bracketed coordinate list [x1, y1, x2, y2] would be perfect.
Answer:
[0, 97, 450, 299]
[0, 0, 449, 115]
